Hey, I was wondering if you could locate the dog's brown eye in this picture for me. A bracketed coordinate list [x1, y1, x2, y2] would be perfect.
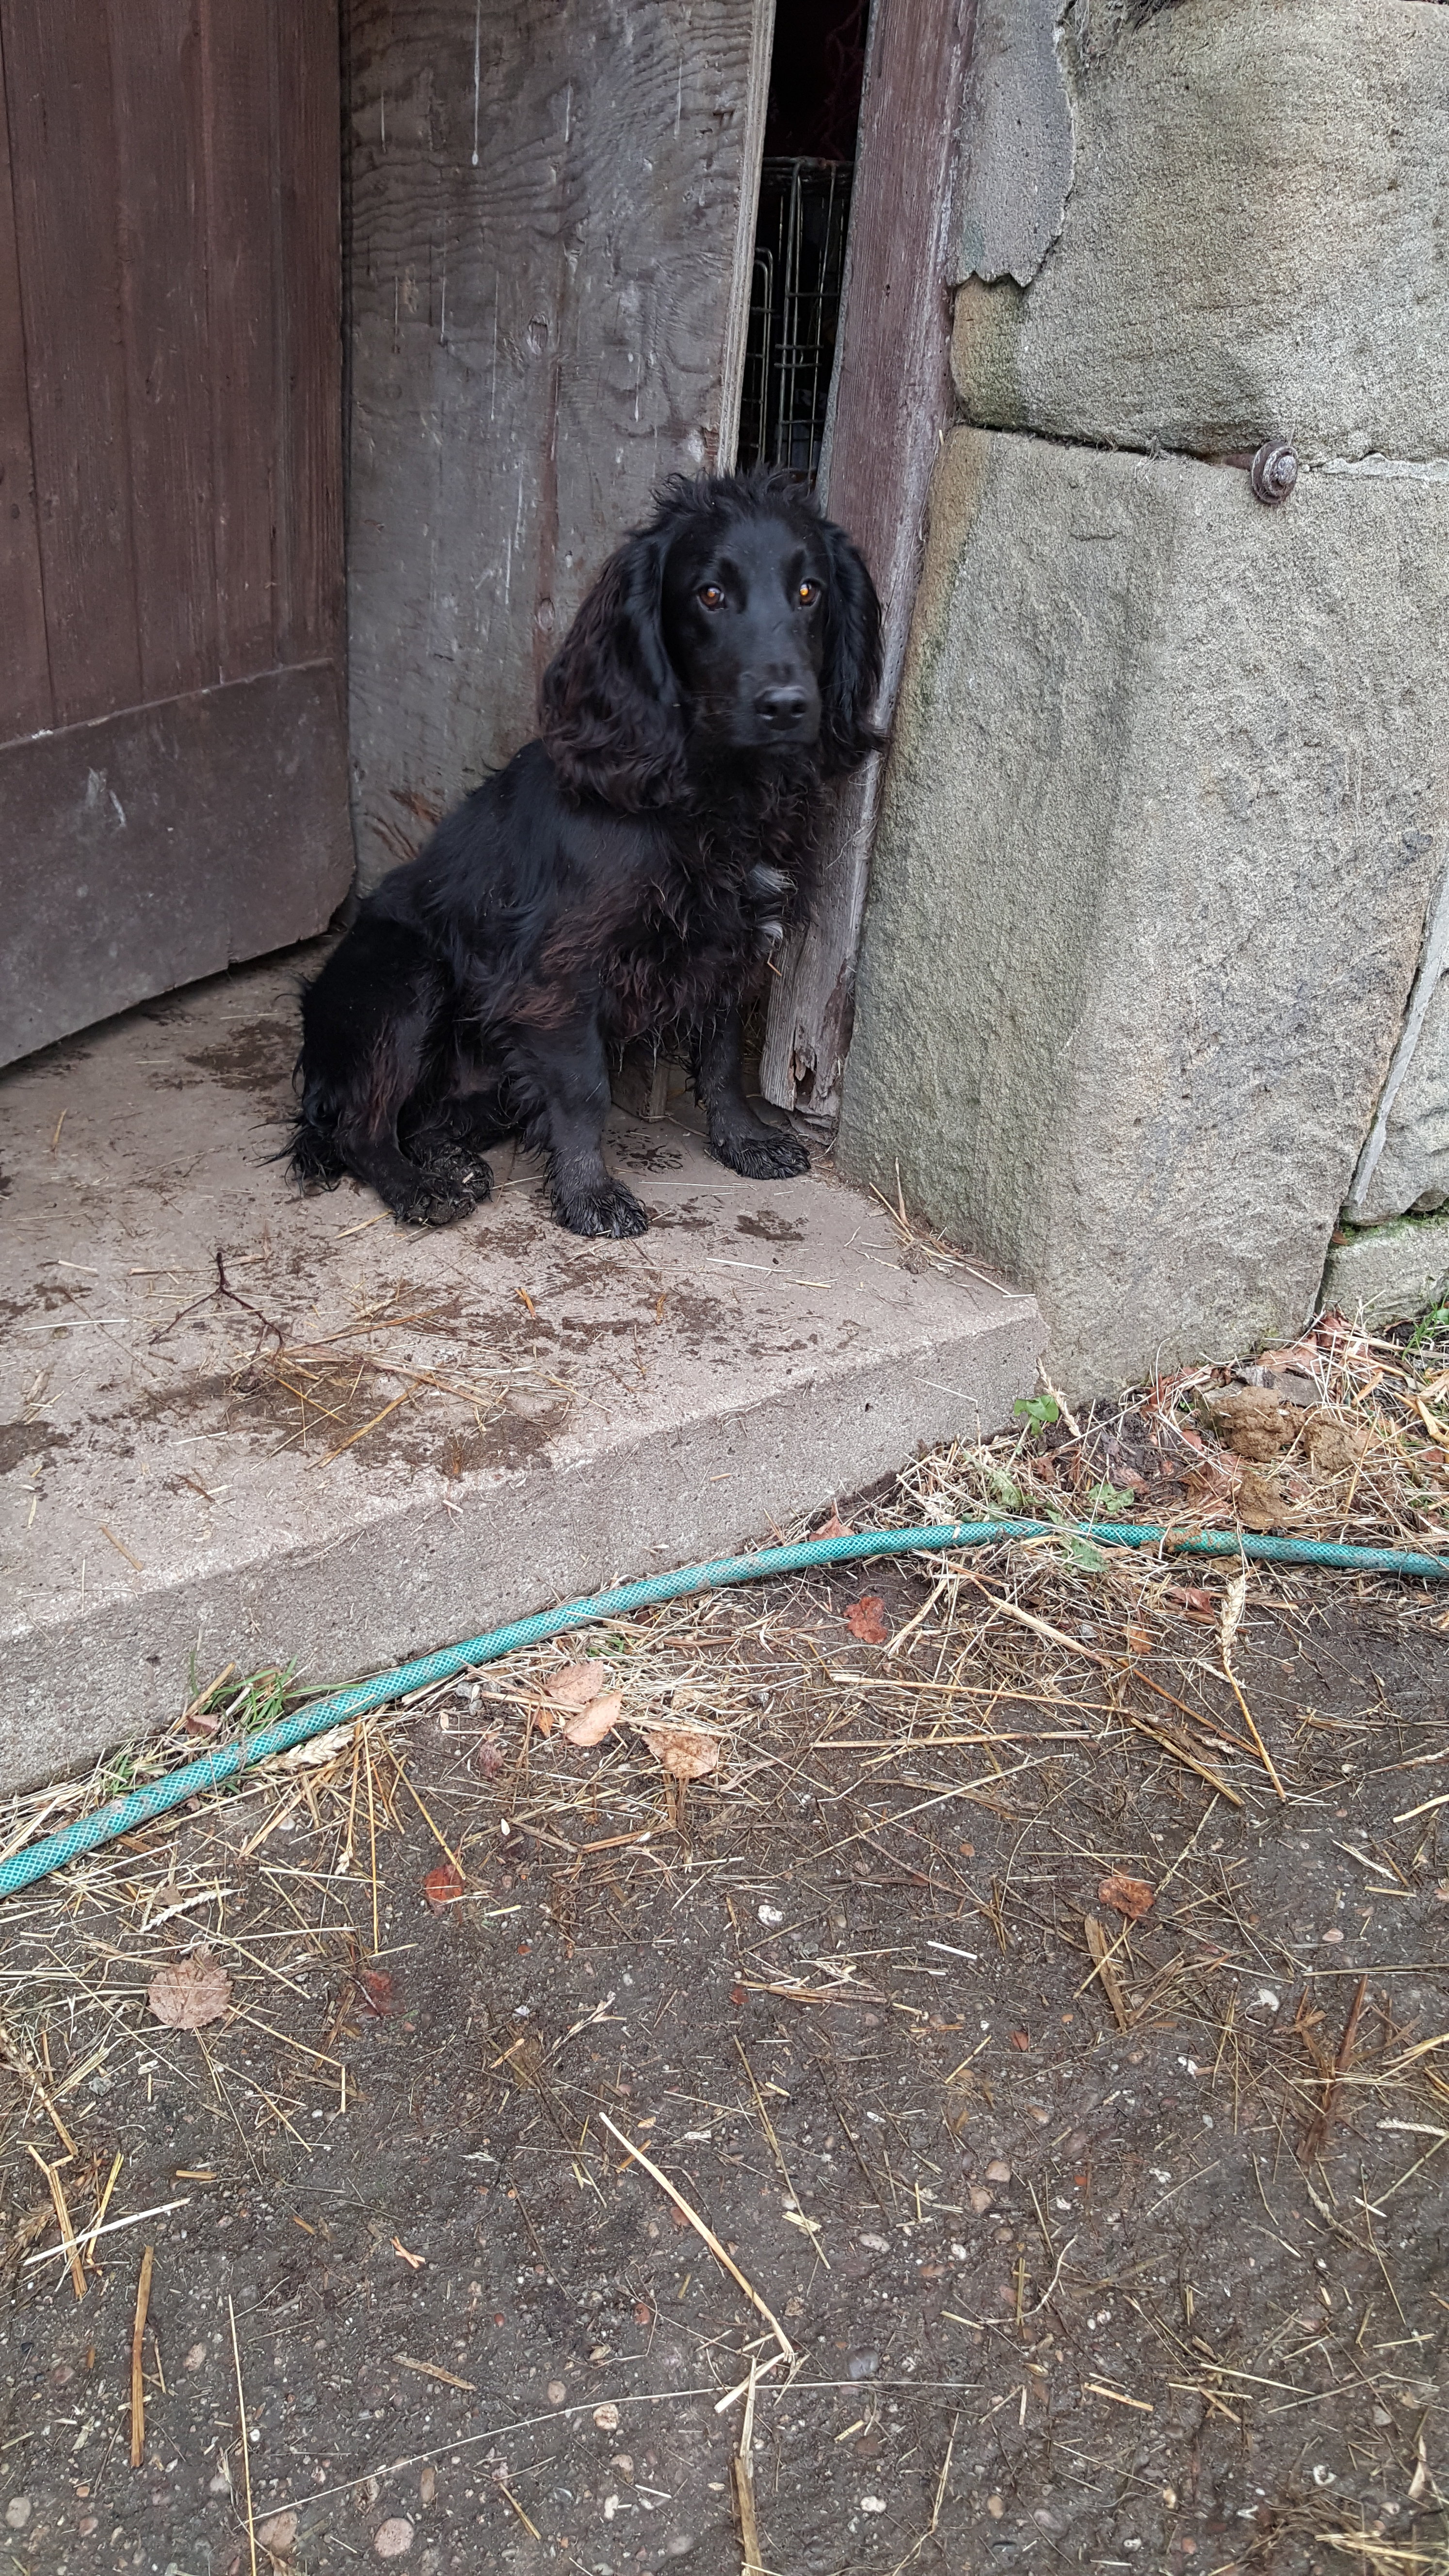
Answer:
[698, 584, 725, 611]
[797, 581, 820, 606]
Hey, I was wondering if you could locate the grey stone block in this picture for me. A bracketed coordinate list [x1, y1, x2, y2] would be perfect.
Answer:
[952, 0, 1449, 464]
[955, 0, 1075, 289]
[837, 428, 1449, 1397]
[1347, 869, 1449, 1224]
[1352, 970, 1449, 1222]
[1321, 1214, 1449, 1332]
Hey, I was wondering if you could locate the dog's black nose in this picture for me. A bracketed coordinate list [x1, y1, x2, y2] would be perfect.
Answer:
[754, 685, 809, 728]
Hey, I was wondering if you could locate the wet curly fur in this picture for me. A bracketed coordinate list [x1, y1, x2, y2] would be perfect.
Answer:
[289, 469, 882, 1238]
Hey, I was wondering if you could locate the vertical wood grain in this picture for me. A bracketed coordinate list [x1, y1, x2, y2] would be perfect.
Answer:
[1, 0, 142, 725]
[201, 0, 280, 678]
[275, 0, 344, 666]
[0, 1, 349, 1055]
[108, 0, 219, 700]
[0, 19, 51, 741]
[345, 0, 772, 889]
[761, 0, 977, 1126]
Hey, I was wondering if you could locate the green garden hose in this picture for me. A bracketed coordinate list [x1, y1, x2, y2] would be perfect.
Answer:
[3, 1516, 1445, 1899]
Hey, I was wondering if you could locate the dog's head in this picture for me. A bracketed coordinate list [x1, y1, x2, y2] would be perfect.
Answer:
[539, 469, 883, 809]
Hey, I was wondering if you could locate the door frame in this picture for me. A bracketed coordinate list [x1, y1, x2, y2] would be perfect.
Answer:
[757, 0, 976, 1127]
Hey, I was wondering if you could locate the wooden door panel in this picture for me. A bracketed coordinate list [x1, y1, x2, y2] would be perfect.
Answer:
[3, 0, 143, 727]
[0, 24, 48, 739]
[1, 665, 351, 1067]
[203, 0, 284, 680]
[109, 0, 219, 703]
[761, 0, 976, 1127]
[346, 0, 773, 888]
[275, 0, 346, 668]
[0, 0, 349, 1067]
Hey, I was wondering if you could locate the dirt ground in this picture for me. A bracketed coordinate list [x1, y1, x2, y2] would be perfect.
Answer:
[3, 1329, 1449, 2576]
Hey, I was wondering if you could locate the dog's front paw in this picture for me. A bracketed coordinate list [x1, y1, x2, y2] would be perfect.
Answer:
[428, 1143, 495, 1203]
[391, 1184, 478, 1228]
[710, 1126, 810, 1182]
[552, 1177, 649, 1239]
[389, 1145, 493, 1226]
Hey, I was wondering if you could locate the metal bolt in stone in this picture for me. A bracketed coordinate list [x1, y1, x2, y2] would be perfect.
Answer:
[1249, 440, 1298, 505]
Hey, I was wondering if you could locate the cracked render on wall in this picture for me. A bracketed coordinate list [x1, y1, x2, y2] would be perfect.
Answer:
[838, 0, 1449, 1389]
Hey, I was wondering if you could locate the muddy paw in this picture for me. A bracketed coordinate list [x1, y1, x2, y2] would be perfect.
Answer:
[710, 1127, 810, 1182]
[390, 1180, 482, 1228]
[552, 1178, 649, 1239]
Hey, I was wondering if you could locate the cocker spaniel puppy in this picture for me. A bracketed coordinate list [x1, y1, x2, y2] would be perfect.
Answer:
[290, 468, 882, 1237]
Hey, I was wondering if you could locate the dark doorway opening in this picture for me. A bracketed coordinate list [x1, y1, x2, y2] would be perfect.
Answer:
[736, 0, 868, 483]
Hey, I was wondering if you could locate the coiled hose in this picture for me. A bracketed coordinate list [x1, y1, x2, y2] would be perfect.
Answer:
[3, 1516, 1445, 1899]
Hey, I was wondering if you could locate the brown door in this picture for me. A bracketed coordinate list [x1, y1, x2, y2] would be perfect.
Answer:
[0, 0, 352, 1068]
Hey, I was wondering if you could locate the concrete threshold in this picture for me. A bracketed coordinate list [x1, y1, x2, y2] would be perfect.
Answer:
[0, 950, 1043, 1793]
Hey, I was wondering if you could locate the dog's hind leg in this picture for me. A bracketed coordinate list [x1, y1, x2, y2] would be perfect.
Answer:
[692, 1008, 810, 1181]
[295, 923, 483, 1227]
[511, 1017, 648, 1238]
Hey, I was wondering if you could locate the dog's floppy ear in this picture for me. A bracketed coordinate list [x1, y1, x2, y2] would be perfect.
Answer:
[539, 528, 689, 809]
[818, 518, 885, 777]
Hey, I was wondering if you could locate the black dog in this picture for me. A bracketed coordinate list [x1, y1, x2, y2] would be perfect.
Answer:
[289, 468, 882, 1237]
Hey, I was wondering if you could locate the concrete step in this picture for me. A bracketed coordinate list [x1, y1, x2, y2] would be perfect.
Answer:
[0, 951, 1043, 1792]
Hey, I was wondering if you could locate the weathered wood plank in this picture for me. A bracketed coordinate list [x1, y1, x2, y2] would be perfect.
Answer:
[0, 21, 51, 740]
[200, 0, 280, 679]
[346, 0, 772, 888]
[760, 0, 976, 1127]
[275, 0, 345, 668]
[0, 663, 353, 1067]
[108, 0, 220, 702]
[1, 0, 143, 726]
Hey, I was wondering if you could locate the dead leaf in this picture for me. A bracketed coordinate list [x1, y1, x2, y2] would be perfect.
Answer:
[944, 2072, 979, 2133]
[562, 1690, 624, 1748]
[1009, 2029, 1031, 2051]
[1164, 1584, 1216, 1623]
[1302, 1413, 1371, 1477]
[147, 1950, 232, 2031]
[1258, 1341, 1321, 1380]
[422, 1861, 464, 1916]
[1098, 1872, 1155, 1921]
[812, 1512, 853, 1539]
[357, 1966, 396, 2015]
[545, 1661, 608, 1706]
[845, 1594, 890, 1644]
[644, 1726, 720, 1780]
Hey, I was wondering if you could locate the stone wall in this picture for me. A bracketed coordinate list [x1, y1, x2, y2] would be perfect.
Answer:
[838, 0, 1449, 1392]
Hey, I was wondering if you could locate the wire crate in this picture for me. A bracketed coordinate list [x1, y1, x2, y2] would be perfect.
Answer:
[737, 157, 853, 483]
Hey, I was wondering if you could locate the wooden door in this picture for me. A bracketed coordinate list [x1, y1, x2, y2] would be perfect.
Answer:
[761, 0, 976, 1129]
[0, 0, 352, 1069]
[345, 0, 774, 888]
